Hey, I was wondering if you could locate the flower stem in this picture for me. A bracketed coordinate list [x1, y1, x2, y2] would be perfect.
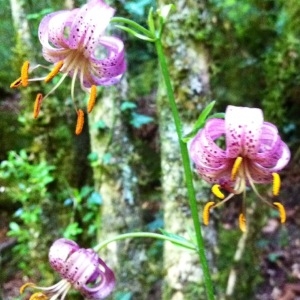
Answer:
[154, 38, 215, 300]
[93, 232, 197, 252]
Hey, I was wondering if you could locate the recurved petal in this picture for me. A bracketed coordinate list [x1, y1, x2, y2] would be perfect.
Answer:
[255, 122, 290, 169]
[195, 164, 233, 184]
[39, 11, 75, 63]
[68, 0, 115, 50]
[49, 238, 79, 273]
[189, 118, 227, 168]
[39, 11, 72, 48]
[190, 118, 234, 183]
[225, 106, 263, 158]
[64, 249, 98, 287]
[91, 37, 126, 73]
[81, 258, 116, 300]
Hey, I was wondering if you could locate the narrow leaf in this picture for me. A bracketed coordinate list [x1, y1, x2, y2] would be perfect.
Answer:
[182, 101, 219, 143]
[160, 229, 196, 250]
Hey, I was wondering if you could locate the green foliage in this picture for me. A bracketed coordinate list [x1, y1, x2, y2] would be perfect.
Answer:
[121, 100, 154, 128]
[0, 150, 55, 276]
[201, 0, 300, 138]
[0, 0, 18, 88]
[182, 101, 223, 142]
[63, 185, 103, 240]
[0, 150, 55, 203]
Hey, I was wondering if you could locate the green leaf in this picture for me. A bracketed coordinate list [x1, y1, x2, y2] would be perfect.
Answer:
[88, 152, 99, 162]
[120, 101, 137, 111]
[182, 101, 223, 143]
[9, 222, 20, 232]
[160, 229, 196, 250]
[115, 25, 155, 42]
[102, 153, 112, 165]
[93, 120, 107, 130]
[87, 192, 102, 206]
[63, 222, 83, 239]
[115, 291, 133, 300]
[130, 112, 154, 128]
[157, 4, 175, 24]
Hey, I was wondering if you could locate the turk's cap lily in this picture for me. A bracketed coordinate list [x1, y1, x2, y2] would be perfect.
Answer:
[38, 0, 126, 88]
[21, 238, 116, 299]
[189, 105, 291, 231]
[10, 0, 126, 135]
[190, 105, 290, 185]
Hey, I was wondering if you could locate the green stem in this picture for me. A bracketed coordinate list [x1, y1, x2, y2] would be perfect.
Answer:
[154, 38, 215, 300]
[93, 232, 196, 252]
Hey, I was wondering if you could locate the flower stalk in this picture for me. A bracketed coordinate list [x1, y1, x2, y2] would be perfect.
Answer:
[94, 232, 197, 252]
[154, 37, 215, 300]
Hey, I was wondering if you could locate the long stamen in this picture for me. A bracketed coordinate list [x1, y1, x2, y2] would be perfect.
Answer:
[244, 163, 275, 207]
[33, 93, 43, 119]
[87, 85, 97, 113]
[42, 73, 69, 101]
[212, 184, 225, 199]
[44, 61, 64, 83]
[70, 67, 79, 111]
[212, 193, 235, 208]
[272, 173, 281, 196]
[21, 61, 30, 87]
[10, 77, 22, 88]
[273, 202, 286, 223]
[75, 109, 84, 135]
[203, 202, 215, 225]
[238, 213, 247, 232]
[231, 156, 243, 180]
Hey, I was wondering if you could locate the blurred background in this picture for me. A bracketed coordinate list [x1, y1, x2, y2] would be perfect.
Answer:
[1, 0, 300, 299]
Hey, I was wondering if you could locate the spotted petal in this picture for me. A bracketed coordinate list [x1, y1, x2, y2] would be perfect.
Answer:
[189, 118, 232, 182]
[225, 105, 263, 158]
[49, 238, 79, 273]
[37, 0, 126, 88]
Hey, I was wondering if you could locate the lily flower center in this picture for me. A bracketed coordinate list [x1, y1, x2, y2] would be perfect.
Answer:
[204, 156, 286, 231]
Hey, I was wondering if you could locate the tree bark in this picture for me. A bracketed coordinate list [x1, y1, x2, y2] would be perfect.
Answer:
[157, 1, 217, 299]
[10, 0, 32, 49]
[89, 80, 147, 298]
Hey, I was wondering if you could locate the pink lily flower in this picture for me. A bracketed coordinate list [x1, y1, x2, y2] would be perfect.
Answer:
[20, 238, 116, 300]
[189, 105, 290, 231]
[10, 0, 126, 134]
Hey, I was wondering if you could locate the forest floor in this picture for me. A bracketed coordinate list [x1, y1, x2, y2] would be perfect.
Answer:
[1, 162, 300, 300]
[254, 161, 300, 300]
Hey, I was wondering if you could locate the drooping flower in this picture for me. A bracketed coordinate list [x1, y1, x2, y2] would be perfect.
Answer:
[20, 238, 116, 299]
[10, 0, 126, 135]
[189, 105, 290, 231]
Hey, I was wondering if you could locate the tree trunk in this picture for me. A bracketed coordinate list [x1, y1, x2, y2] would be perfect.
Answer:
[10, 0, 32, 49]
[89, 80, 147, 298]
[157, 1, 217, 299]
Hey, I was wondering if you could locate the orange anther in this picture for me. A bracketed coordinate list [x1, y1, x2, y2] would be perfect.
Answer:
[44, 61, 64, 83]
[231, 156, 243, 180]
[272, 173, 281, 196]
[212, 184, 225, 199]
[238, 213, 247, 232]
[75, 109, 84, 135]
[20, 282, 35, 294]
[29, 292, 48, 300]
[87, 85, 97, 113]
[273, 202, 286, 223]
[33, 93, 43, 119]
[203, 202, 215, 225]
[21, 61, 30, 87]
[10, 77, 22, 88]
